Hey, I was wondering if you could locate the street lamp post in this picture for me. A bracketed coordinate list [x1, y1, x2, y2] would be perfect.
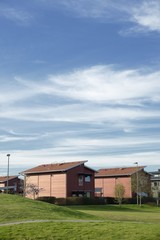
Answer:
[6, 154, 10, 194]
[134, 162, 139, 205]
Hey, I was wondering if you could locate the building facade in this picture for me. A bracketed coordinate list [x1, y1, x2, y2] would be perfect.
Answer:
[149, 169, 160, 201]
[21, 161, 95, 199]
[0, 176, 22, 193]
[95, 166, 151, 198]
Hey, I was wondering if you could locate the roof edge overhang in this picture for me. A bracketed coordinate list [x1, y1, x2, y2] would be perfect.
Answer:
[95, 166, 146, 178]
[95, 174, 131, 178]
[20, 169, 67, 175]
[20, 160, 89, 175]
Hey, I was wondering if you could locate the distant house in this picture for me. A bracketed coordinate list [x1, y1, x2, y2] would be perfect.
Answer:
[149, 169, 160, 201]
[21, 161, 95, 199]
[95, 166, 151, 198]
[0, 176, 22, 193]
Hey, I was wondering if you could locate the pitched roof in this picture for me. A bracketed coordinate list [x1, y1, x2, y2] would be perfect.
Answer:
[21, 160, 90, 175]
[149, 169, 160, 175]
[95, 166, 146, 177]
[0, 176, 19, 182]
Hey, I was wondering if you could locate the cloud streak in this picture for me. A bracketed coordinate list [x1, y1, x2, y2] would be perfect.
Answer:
[130, 1, 160, 32]
[1, 65, 160, 124]
[0, 64, 160, 168]
[1, 1, 159, 32]
[1, 147, 160, 169]
[13, 65, 160, 106]
[47, 66, 160, 104]
[0, 5, 33, 25]
[52, 0, 160, 33]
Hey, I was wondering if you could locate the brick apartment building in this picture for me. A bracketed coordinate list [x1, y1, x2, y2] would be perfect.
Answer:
[0, 176, 22, 193]
[95, 166, 151, 198]
[21, 161, 95, 199]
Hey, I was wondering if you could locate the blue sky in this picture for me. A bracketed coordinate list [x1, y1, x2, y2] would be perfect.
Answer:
[0, 0, 160, 174]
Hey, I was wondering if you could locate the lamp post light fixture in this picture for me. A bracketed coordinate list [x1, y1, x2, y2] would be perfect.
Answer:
[6, 154, 10, 194]
[134, 162, 139, 205]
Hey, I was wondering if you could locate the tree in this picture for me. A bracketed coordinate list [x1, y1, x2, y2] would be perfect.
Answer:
[114, 183, 125, 206]
[131, 170, 151, 206]
[25, 183, 43, 199]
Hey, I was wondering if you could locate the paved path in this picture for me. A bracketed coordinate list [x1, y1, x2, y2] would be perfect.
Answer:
[0, 219, 104, 227]
[0, 219, 158, 227]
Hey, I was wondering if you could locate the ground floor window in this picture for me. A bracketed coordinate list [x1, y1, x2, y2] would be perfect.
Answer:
[95, 188, 103, 197]
[72, 191, 91, 198]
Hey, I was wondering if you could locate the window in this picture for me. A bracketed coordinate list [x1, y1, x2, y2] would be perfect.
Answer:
[78, 175, 83, 186]
[85, 175, 91, 182]
[95, 188, 103, 197]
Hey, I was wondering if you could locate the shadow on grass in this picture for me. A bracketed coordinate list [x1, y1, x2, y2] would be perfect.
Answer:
[68, 204, 158, 213]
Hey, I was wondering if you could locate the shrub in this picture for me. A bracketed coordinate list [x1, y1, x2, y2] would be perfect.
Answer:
[37, 196, 56, 204]
[55, 197, 107, 206]
[55, 198, 67, 206]
[123, 197, 156, 204]
[105, 197, 115, 204]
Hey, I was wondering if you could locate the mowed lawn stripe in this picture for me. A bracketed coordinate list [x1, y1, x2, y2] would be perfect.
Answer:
[0, 221, 159, 240]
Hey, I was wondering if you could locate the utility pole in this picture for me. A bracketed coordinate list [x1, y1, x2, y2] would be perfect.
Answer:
[134, 162, 139, 205]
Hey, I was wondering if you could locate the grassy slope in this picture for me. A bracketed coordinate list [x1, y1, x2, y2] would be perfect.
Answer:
[0, 194, 94, 223]
[0, 195, 160, 240]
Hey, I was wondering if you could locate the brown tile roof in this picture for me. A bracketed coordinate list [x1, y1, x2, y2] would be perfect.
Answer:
[95, 166, 146, 177]
[21, 160, 89, 175]
[0, 176, 18, 182]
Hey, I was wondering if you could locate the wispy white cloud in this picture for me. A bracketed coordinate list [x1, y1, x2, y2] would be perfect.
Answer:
[0, 65, 160, 169]
[50, 0, 160, 33]
[0, 134, 38, 143]
[1, 104, 160, 124]
[1, 1, 159, 32]
[130, 1, 160, 32]
[0, 6, 33, 24]
[55, 0, 114, 19]
[1, 147, 160, 170]
[47, 66, 160, 104]
[12, 65, 160, 107]
[61, 136, 160, 149]
[1, 65, 160, 124]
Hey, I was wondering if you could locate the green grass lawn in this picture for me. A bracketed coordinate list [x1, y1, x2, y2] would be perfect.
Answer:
[0, 194, 160, 240]
[0, 194, 94, 223]
[69, 204, 160, 223]
[0, 221, 160, 240]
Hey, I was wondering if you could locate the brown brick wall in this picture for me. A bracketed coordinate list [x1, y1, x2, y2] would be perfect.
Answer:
[95, 176, 132, 198]
[25, 173, 66, 199]
[67, 165, 95, 197]
[50, 173, 66, 198]
[24, 164, 95, 199]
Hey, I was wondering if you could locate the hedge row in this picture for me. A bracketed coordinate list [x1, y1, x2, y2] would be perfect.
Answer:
[37, 196, 107, 205]
[37, 196, 157, 206]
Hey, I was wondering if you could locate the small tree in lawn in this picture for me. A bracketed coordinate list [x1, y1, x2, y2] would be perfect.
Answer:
[25, 183, 43, 199]
[114, 183, 125, 206]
